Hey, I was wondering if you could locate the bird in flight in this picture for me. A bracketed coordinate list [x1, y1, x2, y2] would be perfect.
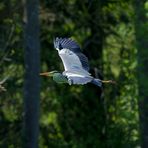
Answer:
[40, 37, 115, 87]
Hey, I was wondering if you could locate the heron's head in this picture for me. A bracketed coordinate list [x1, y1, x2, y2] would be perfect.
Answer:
[40, 70, 59, 77]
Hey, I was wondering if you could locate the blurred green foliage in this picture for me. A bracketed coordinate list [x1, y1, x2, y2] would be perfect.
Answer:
[0, 0, 141, 147]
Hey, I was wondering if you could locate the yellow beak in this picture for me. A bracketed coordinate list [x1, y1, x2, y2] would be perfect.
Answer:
[39, 72, 50, 76]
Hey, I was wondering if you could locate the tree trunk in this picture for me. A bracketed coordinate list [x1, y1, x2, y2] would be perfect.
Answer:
[134, 0, 148, 147]
[23, 0, 40, 147]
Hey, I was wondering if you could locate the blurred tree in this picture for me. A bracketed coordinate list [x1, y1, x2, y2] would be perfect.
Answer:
[0, 0, 24, 147]
[135, 0, 148, 147]
[23, 0, 40, 147]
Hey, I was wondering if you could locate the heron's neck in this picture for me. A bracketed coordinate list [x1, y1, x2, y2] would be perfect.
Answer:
[53, 72, 68, 84]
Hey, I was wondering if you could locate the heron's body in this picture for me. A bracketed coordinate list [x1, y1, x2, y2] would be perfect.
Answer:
[40, 37, 115, 87]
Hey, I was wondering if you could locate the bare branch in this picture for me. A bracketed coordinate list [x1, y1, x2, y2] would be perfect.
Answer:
[0, 25, 15, 66]
[0, 77, 9, 92]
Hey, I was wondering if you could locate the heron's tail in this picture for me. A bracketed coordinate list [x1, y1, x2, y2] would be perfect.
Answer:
[91, 79, 102, 87]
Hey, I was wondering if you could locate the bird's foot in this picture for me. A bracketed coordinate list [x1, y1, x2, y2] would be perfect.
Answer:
[101, 80, 117, 84]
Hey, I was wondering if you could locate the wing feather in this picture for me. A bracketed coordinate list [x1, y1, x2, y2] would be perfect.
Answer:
[54, 37, 90, 71]
[59, 48, 90, 75]
[54, 37, 80, 52]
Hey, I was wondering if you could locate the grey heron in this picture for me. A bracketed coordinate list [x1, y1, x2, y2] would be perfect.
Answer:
[40, 37, 115, 87]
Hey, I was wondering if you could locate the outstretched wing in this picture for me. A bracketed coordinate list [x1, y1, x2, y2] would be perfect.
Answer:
[54, 37, 90, 72]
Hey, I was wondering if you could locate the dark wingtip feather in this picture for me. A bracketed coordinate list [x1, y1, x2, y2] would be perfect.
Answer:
[54, 37, 80, 51]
